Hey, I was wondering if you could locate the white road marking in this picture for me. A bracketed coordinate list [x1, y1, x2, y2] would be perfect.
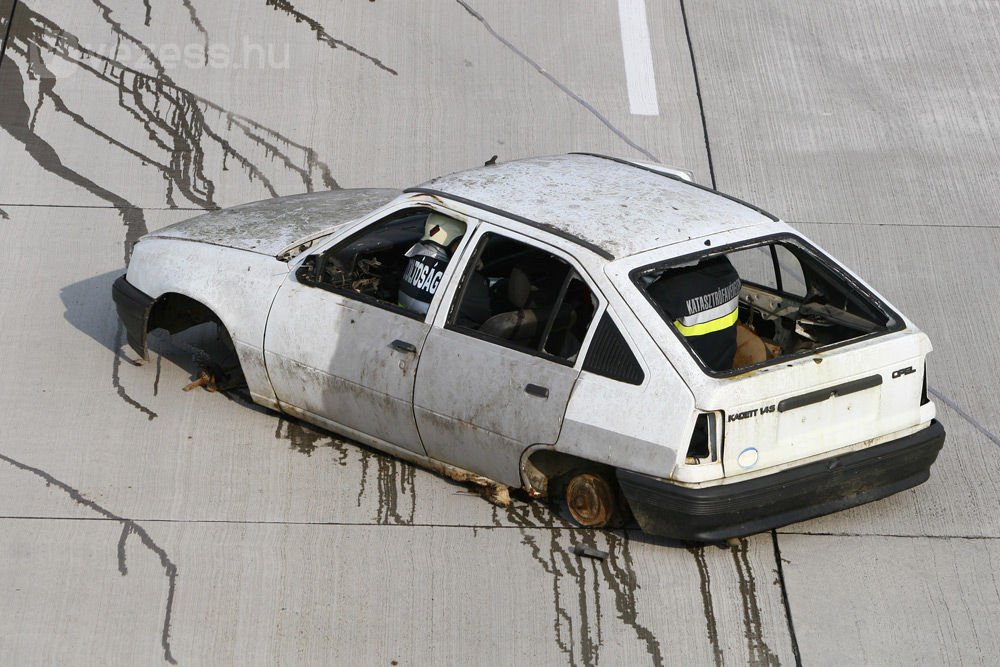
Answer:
[617, 0, 659, 116]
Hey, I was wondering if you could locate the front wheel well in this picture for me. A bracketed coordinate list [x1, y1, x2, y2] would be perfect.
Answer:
[147, 292, 221, 337]
[146, 293, 246, 391]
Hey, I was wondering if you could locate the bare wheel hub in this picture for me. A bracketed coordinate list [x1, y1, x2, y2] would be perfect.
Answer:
[565, 473, 616, 527]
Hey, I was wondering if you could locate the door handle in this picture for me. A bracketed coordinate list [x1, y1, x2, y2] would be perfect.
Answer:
[390, 339, 418, 354]
[525, 384, 549, 398]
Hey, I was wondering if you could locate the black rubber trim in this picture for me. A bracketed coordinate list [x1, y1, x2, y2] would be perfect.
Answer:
[572, 152, 781, 222]
[403, 187, 614, 260]
[777, 374, 883, 413]
[112, 274, 155, 358]
[617, 420, 945, 542]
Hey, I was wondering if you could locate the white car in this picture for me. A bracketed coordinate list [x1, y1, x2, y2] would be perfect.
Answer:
[113, 153, 945, 541]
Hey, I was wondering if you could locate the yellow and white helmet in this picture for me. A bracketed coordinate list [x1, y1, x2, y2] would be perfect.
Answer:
[422, 212, 466, 247]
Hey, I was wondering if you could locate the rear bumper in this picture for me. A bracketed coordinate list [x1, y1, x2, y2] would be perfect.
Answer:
[617, 420, 945, 542]
[112, 274, 154, 358]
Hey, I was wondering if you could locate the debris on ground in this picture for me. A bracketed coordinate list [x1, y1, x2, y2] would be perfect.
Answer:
[572, 544, 609, 560]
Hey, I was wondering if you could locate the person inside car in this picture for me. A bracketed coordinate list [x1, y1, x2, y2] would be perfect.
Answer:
[648, 255, 741, 371]
[398, 212, 466, 315]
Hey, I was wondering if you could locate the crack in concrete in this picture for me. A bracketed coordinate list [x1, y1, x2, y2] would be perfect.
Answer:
[455, 0, 658, 162]
[771, 531, 803, 667]
[0, 0, 17, 70]
[929, 386, 1000, 449]
[264, 0, 397, 75]
[0, 453, 179, 665]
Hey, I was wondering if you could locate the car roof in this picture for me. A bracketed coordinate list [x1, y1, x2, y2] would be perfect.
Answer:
[409, 153, 781, 259]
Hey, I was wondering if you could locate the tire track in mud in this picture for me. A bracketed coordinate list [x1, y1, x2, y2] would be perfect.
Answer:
[0, 453, 179, 665]
[500, 501, 664, 666]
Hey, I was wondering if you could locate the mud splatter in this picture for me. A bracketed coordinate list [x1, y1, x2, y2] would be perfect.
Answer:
[0, 48, 148, 264]
[374, 453, 415, 525]
[6, 3, 338, 223]
[689, 545, 724, 666]
[0, 452, 179, 664]
[111, 326, 158, 420]
[264, 0, 398, 75]
[4, 2, 341, 418]
[271, 418, 414, 523]
[602, 531, 664, 665]
[501, 501, 663, 666]
[731, 538, 780, 666]
[152, 351, 162, 396]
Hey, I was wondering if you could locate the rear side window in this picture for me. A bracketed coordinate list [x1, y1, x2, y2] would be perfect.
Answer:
[582, 312, 644, 385]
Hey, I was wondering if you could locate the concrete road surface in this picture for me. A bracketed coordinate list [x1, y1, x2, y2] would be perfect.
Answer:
[1, 1, 998, 665]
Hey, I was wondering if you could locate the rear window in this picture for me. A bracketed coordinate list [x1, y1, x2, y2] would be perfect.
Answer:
[632, 235, 901, 375]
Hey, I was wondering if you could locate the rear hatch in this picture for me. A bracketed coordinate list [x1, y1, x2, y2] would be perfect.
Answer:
[714, 329, 931, 475]
[616, 229, 936, 479]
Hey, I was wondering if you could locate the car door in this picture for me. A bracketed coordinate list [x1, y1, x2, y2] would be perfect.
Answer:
[413, 228, 602, 486]
[264, 205, 472, 455]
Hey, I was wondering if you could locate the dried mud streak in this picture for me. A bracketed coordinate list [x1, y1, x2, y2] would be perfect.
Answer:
[501, 503, 667, 666]
[14, 3, 336, 214]
[504, 503, 578, 664]
[264, 0, 397, 75]
[111, 326, 158, 420]
[0, 207, 8, 219]
[274, 416, 325, 456]
[689, 545, 724, 667]
[153, 351, 162, 396]
[0, 453, 179, 664]
[731, 538, 780, 666]
[178, 0, 209, 66]
[455, 0, 658, 162]
[600, 531, 664, 666]
[0, 50, 148, 265]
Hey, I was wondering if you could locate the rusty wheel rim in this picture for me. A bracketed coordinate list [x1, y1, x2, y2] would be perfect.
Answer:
[565, 473, 614, 527]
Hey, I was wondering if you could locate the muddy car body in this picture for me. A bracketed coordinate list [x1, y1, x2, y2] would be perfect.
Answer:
[113, 154, 945, 541]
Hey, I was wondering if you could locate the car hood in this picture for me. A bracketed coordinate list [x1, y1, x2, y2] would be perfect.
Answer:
[144, 189, 400, 257]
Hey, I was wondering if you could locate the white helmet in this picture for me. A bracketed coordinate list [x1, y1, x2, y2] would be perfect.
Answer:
[422, 212, 466, 247]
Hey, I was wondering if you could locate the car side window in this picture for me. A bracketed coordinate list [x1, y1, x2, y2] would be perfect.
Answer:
[296, 208, 440, 315]
[448, 232, 599, 363]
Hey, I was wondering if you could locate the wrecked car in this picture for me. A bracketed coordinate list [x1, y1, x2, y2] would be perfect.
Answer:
[113, 153, 945, 541]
